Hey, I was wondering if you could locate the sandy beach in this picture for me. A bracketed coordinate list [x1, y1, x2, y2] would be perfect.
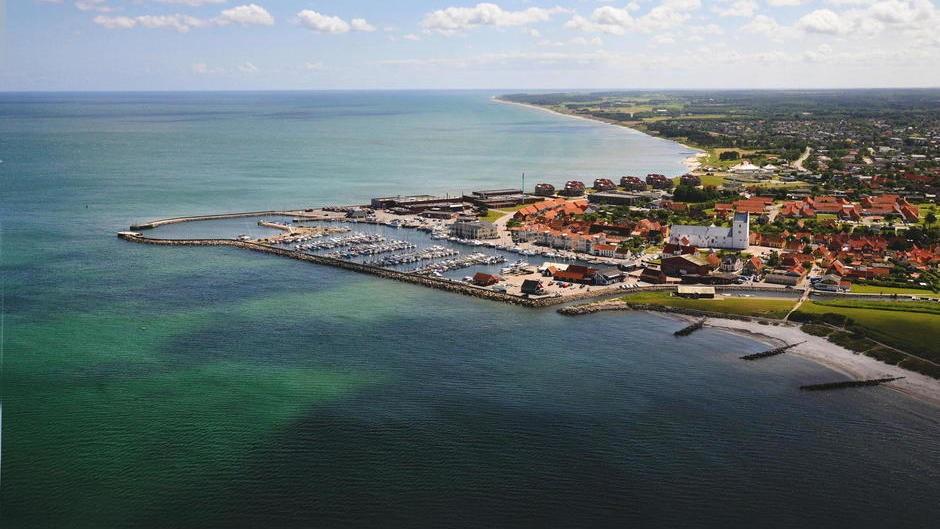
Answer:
[704, 316, 940, 408]
[493, 96, 704, 175]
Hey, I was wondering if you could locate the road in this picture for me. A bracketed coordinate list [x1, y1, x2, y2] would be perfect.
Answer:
[792, 146, 812, 172]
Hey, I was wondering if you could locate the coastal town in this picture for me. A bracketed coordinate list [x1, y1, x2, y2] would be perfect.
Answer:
[119, 90, 940, 391]
[297, 169, 937, 300]
[121, 157, 940, 379]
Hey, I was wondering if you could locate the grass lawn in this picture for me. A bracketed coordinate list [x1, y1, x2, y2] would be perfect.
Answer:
[916, 203, 936, 221]
[849, 284, 940, 298]
[700, 148, 760, 170]
[479, 209, 511, 222]
[699, 174, 725, 187]
[798, 300, 940, 362]
[816, 213, 838, 221]
[622, 291, 797, 319]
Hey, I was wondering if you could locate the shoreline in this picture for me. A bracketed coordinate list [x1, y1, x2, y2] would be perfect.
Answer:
[655, 310, 940, 408]
[492, 96, 703, 176]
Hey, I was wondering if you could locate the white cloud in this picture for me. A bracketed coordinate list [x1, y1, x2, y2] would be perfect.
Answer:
[712, 0, 759, 18]
[296, 10, 375, 34]
[215, 4, 275, 27]
[767, 0, 808, 5]
[350, 18, 377, 32]
[652, 33, 676, 44]
[791, 2, 938, 36]
[803, 43, 835, 62]
[421, 3, 570, 34]
[156, 0, 227, 6]
[94, 14, 208, 32]
[296, 11, 349, 33]
[93, 15, 136, 29]
[538, 36, 604, 47]
[403, 33, 422, 41]
[237, 61, 259, 73]
[75, 0, 112, 13]
[381, 50, 621, 69]
[93, 4, 275, 32]
[796, 9, 852, 34]
[191, 62, 224, 74]
[565, 0, 702, 35]
[304, 61, 324, 70]
[867, 0, 921, 23]
[742, 14, 785, 36]
[136, 14, 208, 32]
[571, 36, 604, 46]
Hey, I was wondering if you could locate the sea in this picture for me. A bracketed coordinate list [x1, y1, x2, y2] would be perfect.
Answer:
[1, 91, 938, 528]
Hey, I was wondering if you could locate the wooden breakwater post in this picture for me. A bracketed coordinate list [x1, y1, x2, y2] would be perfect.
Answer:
[674, 318, 706, 337]
[740, 341, 806, 361]
[800, 377, 904, 391]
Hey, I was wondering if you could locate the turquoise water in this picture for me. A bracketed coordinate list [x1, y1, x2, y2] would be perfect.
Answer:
[1, 91, 938, 528]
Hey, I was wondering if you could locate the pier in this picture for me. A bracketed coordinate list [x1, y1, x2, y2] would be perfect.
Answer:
[740, 341, 805, 361]
[800, 377, 904, 391]
[129, 209, 317, 230]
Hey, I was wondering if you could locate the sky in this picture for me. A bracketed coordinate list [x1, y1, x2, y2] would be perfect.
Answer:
[2, 0, 939, 90]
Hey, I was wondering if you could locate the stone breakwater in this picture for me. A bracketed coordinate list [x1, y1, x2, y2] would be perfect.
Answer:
[128, 209, 333, 230]
[118, 233, 616, 308]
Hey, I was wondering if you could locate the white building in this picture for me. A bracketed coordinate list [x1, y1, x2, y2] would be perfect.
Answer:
[450, 220, 498, 240]
[668, 212, 749, 250]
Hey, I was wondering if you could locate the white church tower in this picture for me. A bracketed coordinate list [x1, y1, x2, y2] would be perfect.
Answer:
[730, 212, 750, 250]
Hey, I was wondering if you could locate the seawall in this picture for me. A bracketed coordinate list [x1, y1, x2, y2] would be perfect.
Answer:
[129, 209, 331, 230]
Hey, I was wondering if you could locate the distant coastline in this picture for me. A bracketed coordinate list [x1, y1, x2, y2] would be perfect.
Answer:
[492, 95, 704, 175]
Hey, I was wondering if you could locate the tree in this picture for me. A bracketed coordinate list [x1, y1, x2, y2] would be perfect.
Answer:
[926, 211, 937, 227]
[767, 251, 780, 267]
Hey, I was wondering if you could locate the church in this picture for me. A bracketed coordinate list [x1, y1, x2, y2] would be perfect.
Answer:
[668, 212, 750, 250]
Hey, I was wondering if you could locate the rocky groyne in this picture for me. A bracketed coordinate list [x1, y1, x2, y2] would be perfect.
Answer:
[800, 377, 904, 391]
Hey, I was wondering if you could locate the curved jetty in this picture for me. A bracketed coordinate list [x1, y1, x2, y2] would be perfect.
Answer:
[674, 318, 706, 337]
[740, 341, 805, 361]
[800, 377, 904, 391]
[129, 210, 307, 230]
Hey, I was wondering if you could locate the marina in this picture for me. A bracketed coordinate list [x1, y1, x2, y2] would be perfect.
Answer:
[126, 208, 620, 302]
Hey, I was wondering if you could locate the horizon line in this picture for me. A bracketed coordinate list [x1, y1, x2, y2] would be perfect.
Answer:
[3, 86, 940, 94]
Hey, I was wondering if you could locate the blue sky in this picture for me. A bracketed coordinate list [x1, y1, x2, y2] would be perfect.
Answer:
[3, 1, 939, 90]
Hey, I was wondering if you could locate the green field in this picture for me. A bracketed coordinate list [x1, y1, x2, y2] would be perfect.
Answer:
[700, 148, 760, 170]
[699, 174, 725, 187]
[849, 284, 940, 298]
[621, 291, 797, 319]
[798, 300, 940, 362]
[480, 209, 511, 222]
[643, 113, 727, 123]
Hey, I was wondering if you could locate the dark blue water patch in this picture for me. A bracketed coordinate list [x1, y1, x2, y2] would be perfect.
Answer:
[174, 383, 940, 529]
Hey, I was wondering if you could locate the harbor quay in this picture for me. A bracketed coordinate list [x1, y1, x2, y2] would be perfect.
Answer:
[119, 186, 836, 305]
